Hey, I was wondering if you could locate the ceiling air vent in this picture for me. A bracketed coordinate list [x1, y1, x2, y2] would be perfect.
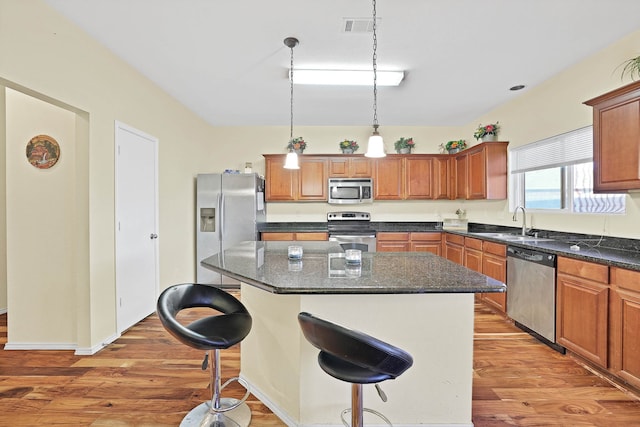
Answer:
[343, 18, 375, 33]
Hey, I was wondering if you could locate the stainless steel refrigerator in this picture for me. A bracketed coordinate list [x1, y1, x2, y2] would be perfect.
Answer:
[196, 173, 266, 287]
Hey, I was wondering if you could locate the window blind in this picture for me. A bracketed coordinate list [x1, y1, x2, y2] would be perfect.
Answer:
[510, 126, 592, 173]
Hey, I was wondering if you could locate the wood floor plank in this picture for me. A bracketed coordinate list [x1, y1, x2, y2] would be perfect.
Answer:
[1, 301, 640, 426]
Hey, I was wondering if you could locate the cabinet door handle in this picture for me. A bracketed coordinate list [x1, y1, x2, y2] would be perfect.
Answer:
[150, 233, 158, 239]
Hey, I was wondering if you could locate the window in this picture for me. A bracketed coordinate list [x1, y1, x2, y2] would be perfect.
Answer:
[510, 126, 625, 214]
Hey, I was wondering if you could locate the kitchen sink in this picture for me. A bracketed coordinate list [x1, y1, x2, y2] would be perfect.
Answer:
[471, 232, 554, 243]
[472, 232, 519, 238]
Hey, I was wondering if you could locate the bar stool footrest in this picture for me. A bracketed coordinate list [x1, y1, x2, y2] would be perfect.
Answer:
[340, 407, 392, 427]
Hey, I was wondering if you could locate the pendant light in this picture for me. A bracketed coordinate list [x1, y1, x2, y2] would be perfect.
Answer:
[365, 0, 386, 158]
[283, 37, 300, 170]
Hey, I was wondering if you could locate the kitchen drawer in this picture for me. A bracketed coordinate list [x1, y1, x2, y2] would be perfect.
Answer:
[482, 240, 506, 257]
[610, 267, 640, 293]
[445, 233, 465, 245]
[411, 232, 442, 241]
[464, 237, 483, 250]
[558, 257, 608, 283]
[378, 232, 410, 241]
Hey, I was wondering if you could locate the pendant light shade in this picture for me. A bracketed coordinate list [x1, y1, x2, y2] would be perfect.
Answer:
[283, 37, 300, 170]
[365, 126, 386, 158]
[364, 0, 386, 158]
[284, 151, 300, 169]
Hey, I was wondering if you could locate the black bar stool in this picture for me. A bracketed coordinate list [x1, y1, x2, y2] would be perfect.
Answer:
[157, 283, 252, 427]
[298, 312, 413, 427]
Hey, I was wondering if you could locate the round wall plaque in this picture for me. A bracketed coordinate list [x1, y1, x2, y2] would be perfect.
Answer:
[26, 134, 60, 169]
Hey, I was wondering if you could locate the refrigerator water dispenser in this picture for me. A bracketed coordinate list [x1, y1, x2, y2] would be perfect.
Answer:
[200, 208, 216, 232]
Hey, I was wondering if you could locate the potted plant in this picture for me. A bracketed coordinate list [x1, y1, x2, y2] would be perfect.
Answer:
[620, 55, 640, 81]
[339, 139, 359, 154]
[287, 137, 307, 153]
[474, 122, 500, 141]
[394, 137, 415, 154]
[445, 140, 467, 154]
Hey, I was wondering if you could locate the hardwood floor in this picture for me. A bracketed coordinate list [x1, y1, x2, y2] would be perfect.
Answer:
[1, 302, 639, 426]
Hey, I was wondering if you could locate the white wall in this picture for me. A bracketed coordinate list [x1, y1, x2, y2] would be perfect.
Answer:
[5, 89, 77, 345]
[0, 0, 232, 349]
[0, 87, 6, 313]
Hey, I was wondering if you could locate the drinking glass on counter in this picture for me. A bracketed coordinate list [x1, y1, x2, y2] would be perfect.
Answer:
[288, 245, 303, 260]
[345, 249, 362, 265]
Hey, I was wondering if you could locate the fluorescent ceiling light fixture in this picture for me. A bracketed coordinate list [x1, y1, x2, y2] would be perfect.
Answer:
[291, 69, 404, 86]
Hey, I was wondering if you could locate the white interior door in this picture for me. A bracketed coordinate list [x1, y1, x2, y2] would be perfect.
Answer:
[115, 121, 159, 334]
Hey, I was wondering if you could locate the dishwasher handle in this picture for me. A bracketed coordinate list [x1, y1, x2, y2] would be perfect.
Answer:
[507, 246, 556, 268]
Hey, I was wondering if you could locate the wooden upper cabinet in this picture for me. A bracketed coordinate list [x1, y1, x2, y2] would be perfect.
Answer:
[405, 156, 433, 199]
[374, 156, 404, 200]
[329, 156, 373, 178]
[454, 153, 467, 200]
[584, 80, 640, 192]
[263, 154, 327, 201]
[373, 155, 435, 200]
[466, 146, 487, 199]
[454, 142, 507, 200]
[433, 156, 451, 199]
[298, 156, 328, 200]
[264, 155, 297, 201]
[265, 144, 506, 202]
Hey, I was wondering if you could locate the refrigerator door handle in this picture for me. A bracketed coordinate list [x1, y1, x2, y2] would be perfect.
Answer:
[219, 193, 225, 241]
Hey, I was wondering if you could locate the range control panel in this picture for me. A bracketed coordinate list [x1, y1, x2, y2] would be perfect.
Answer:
[327, 212, 371, 221]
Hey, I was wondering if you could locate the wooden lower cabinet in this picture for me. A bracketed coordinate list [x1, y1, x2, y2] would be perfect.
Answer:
[463, 237, 483, 273]
[444, 233, 464, 264]
[261, 232, 328, 241]
[480, 241, 507, 313]
[556, 256, 609, 368]
[609, 267, 640, 389]
[377, 232, 441, 254]
[409, 232, 442, 255]
[376, 232, 411, 252]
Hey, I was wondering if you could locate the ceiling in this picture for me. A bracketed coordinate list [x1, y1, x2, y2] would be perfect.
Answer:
[44, 0, 640, 127]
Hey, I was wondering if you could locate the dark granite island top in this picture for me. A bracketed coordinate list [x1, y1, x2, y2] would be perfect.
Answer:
[201, 241, 505, 295]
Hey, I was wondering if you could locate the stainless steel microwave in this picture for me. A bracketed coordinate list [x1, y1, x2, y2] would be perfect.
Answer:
[328, 178, 373, 204]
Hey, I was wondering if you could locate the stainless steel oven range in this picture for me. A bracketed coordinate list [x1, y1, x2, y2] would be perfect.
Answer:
[327, 211, 376, 252]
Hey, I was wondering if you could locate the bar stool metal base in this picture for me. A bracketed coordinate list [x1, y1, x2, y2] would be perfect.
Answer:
[180, 398, 251, 427]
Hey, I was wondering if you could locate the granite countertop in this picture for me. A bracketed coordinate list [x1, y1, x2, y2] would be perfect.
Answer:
[454, 225, 640, 272]
[201, 241, 505, 295]
[260, 221, 640, 272]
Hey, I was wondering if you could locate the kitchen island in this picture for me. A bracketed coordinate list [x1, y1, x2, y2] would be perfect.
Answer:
[202, 241, 505, 427]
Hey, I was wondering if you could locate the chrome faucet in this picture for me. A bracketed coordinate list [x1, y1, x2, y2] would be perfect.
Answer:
[513, 206, 527, 236]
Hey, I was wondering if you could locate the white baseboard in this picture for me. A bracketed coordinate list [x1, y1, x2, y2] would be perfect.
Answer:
[75, 333, 120, 355]
[3, 332, 120, 355]
[240, 375, 472, 427]
[3, 342, 76, 351]
[0, 308, 7, 315]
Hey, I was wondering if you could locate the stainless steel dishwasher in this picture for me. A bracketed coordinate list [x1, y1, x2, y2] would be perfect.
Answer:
[506, 246, 564, 352]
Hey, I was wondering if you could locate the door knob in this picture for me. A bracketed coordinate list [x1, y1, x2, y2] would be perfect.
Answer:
[150, 233, 158, 239]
